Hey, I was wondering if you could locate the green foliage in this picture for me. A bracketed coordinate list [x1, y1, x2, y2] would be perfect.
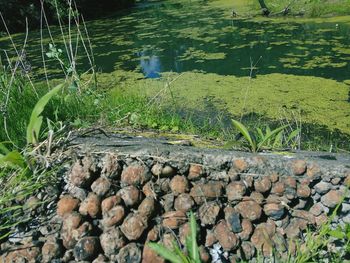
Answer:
[148, 211, 201, 263]
[232, 119, 299, 152]
[26, 84, 63, 145]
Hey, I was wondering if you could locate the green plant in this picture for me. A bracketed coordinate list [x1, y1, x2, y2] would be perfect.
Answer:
[148, 211, 201, 263]
[232, 119, 299, 152]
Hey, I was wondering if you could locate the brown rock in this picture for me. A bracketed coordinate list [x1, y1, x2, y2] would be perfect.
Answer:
[119, 185, 141, 207]
[285, 177, 297, 188]
[292, 210, 315, 225]
[61, 212, 83, 249]
[315, 213, 328, 226]
[269, 173, 279, 183]
[162, 210, 187, 229]
[121, 165, 150, 186]
[174, 193, 194, 212]
[161, 193, 175, 212]
[93, 254, 108, 263]
[238, 219, 253, 241]
[331, 177, 341, 185]
[158, 178, 171, 193]
[161, 165, 176, 177]
[321, 190, 342, 208]
[79, 192, 101, 218]
[249, 191, 264, 205]
[91, 177, 111, 197]
[57, 195, 80, 217]
[102, 205, 125, 227]
[146, 226, 160, 242]
[307, 163, 321, 178]
[73, 236, 100, 261]
[271, 182, 285, 196]
[142, 245, 165, 263]
[199, 201, 220, 225]
[188, 164, 203, 180]
[297, 184, 311, 198]
[100, 227, 125, 255]
[42, 238, 63, 262]
[264, 203, 285, 220]
[2, 244, 41, 263]
[121, 213, 148, 240]
[101, 195, 121, 214]
[309, 203, 324, 216]
[236, 201, 262, 221]
[179, 223, 191, 245]
[239, 241, 256, 260]
[190, 181, 223, 204]
[101, 153, 121, 179]
[233, 159, 248, 172]
[315, 181, 332, 194]
[214, 220, 239, 251]
[169, 175, 189, 195]
[284, 219, 301, 238]
[117, 243, 141, 263]
[162, 233, 176, 249]
[199, 246, 211, 263]
[151, 163, 163, 176]
[72, 221, 93, 240]
[226, 181, 246, 201]
[251, 227, 273, 257]
[142, 181, 156, 198]
[138, 197, 155, 218]
[292, 160, 307, 175]
[205, 229, 217, 247]
[69, 156, 97, 188]
[227, 167, 240, 181]
[254, 177, 272, 194]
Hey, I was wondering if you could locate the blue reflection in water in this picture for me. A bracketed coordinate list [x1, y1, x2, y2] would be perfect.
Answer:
[139, 51, 161, 78]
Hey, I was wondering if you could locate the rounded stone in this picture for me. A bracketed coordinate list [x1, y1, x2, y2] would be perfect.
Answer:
[119, 185, 141, 207]
[233, 159, 248, 172]
[121, 213, 148, 241]
[162, 210, 187, 229]
[121, 165, 150, 186]
[297, 184, 311, 198]
[249, 191, 264, 204]
[174, 193, 194, 212]
[138, 197, 155, 218]
[100, 227, 125, 255]
[169, 175, 189, 195]
[271, 182, 285, 196]
[69, 157, 97, 188]
[101, 195, 121, 214]
[292, 160, 307, 175]
[321, 190, 342, 208]
[91, 177, 111, 197]
[188, 164, 203, 180]
[205, 229, 217, 247]
[254, 177, 272, 194]
[264, 203, 285, 220]
[42, 239, 63, 263]
[161, 165, 176, 177]
[117, 243, 141, 263]
[238, 219, 253, 241]
[151, 163, 163, 176]
[79, 193, 101, 218]
[315, 181, 332, 194]
[214, 220, 239, 251]
[142, 182, 157, 198]
[101, 153, 122, 179]
[190, 181, 223, 204]
[199, 201, 221, 225]
[239, 241, 256, 260]
[142, 245, 165, 263]
[73, 236, 100, 261]
[226, 181, 246, 201]
[285, 177, 297, 188]
[57, 195, 80, 217]
[199, 246, 211, 263]
[179, 223, 191, 245]
[236, 201, 262, 222]
[102, 205, 125, 227]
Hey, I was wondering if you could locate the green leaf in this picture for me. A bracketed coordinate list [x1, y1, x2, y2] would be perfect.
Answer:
[147, 243, 182, 263]
[329, 230, 345, 239]
[286, 129, 300, 144]
[172, 242, 190, 263]
[232, 119, 256, 152]
[26, 84, 63, 145]
[0, 142, 10, 155]
[189, 211, 200, 263]
[272, 130, 283, 149]
[256, 125, 288, 152]
[0, 150, 26, 169]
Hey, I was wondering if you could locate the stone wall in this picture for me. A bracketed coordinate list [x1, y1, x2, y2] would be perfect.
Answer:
[1, 134, 350, 262]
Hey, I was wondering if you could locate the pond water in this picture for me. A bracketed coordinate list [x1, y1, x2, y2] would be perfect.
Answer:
[1, 0, 350, 149]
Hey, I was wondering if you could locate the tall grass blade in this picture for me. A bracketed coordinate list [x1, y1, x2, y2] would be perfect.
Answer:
[26, 84, 63, 145]
[256, 125, 288, 152]
[232, 119, 256, 152]
[147, 243, 182, 263]
[189, 211, 200, 262]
